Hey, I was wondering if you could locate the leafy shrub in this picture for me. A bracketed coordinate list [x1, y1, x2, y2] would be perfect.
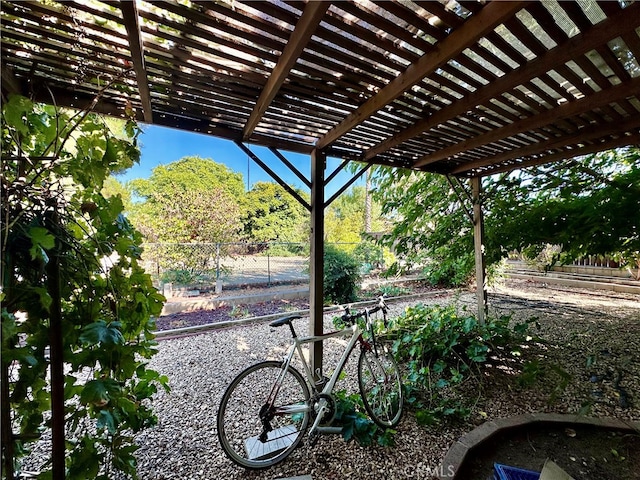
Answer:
[353, 241, 383, 272]
[324, 244, 361, 304]
[424, 250, 475, 287]
[353, 241, 396, 274]
[378, 284, 410, 297]
[386, 303, 534, 424]
[333, 390, 396, 446]
[263, 242, 309, 257]
[161, 269, 199, 284]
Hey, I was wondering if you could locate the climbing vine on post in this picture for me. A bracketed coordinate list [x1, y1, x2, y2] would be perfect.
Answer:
[1, 95, 168, 479]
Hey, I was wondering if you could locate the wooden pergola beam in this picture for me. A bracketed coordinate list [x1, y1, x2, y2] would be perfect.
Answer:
[268, 147, 311, 188]
[234, 141, 311, 211]
[1, 65, 22, 96]
[309, 149, 326, 379]
[243, 2, 329, 140]
[451, 116, 640, 175]
[472, 177, 486, 325]
[119, 0, 153, 123]
[315, 1, 525, 150]
[364, 3, 640, 162]
[325, 163, 371, 208]
[483, 132, 640, 177]
[414, 76, 640, 168]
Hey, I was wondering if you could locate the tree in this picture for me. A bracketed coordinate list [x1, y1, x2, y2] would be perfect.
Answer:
[372, 170, 474, 285]
[128, 156, 243, 244]
[1, 95, 168, 479]
[130, 155, 244, 200]
[372, 148, 640, 285]
[484, 148, 640, 275]
[325, 186, 387, 246]
[102, 175, 132, 210]
[241, 181, 309, 244]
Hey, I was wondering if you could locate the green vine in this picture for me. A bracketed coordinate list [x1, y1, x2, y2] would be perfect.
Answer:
[385, 303, 535, 425]
[1, 94, 168, 479]
[333, 390, 396, 447]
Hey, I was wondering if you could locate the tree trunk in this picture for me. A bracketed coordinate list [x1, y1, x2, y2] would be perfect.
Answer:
[364, 169, 372, 234]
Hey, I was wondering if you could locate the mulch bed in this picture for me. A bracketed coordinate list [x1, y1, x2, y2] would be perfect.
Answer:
[154, 298, 310, 331]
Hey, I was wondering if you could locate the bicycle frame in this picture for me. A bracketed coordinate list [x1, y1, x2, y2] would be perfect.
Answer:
[269, 319, 371, 436]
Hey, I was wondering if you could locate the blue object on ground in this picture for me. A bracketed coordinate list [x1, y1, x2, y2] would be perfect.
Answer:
[493, 463, 541, 480]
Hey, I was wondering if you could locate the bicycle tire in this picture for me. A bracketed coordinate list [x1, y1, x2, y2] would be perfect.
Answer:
[217, 361, 310, 469]
[357, 343, 403, 428]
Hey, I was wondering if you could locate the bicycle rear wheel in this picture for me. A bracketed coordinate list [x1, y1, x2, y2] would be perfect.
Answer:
[357, 343, 403, 428]
[217, 361, 310, 469]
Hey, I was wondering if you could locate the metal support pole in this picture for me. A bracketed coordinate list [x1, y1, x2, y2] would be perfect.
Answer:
[267, 249, 271, 286]
[309, 149, 326, 379]
[472, 176, 487, 325]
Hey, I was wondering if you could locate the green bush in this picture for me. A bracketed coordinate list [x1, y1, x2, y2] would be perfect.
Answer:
[324, 244, 361, 304]
[333, 390, 395, 446]
[264, 242, 309, 257]
[160, 269, 199, 284]
[353, 241, 384, 273]
[386, 303, 534, 425]
[424, 251, 475, 287]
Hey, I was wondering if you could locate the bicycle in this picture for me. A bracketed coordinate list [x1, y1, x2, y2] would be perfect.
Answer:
[216, 296, 403, 469]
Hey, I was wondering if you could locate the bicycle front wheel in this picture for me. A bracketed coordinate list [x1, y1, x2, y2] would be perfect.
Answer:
[217, 361, 310, 469]
[358, 343, 403, 428]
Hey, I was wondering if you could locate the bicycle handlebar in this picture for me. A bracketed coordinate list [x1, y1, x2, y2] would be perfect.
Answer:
[341, 296, 388, 325]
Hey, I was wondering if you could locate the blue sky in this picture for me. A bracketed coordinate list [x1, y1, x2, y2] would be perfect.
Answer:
[117, 124, 365, 197]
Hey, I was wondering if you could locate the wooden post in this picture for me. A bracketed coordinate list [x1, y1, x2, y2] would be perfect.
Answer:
[309, 149, 325, 379]
[46, 210, 65, 480]
[1, 358, 14, 479]
[472, 176, 487, 325]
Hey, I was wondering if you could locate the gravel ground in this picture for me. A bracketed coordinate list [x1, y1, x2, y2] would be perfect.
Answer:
[127, 280, 640, 480]
[21, 280, 640, 479]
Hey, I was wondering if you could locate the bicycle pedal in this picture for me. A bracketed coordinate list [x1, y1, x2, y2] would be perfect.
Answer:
[308, 431, 319, 447]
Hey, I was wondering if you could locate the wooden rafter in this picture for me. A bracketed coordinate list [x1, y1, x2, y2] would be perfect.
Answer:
[2, 1, 639, 176]
[414, 76, 640, 168]
[364, 2, 640, 161]
[485, 132, 640, 177]
[118, 0, 153, 123]
[315, 1, 526, 150]
[451, 116, 640, 175]
[243, 2, 330, 140]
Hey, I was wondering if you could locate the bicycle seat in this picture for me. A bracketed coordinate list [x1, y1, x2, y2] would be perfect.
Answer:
[269, 315, 303, 328]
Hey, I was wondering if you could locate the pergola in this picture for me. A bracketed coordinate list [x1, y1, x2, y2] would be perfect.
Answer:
[3, 0, 640, 376]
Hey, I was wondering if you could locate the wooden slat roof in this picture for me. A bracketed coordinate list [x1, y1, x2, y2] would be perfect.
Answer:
[2, 0, 640, 177]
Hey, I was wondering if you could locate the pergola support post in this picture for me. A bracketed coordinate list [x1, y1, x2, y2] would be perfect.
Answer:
[472, 176, 487, 325]
[309, 149, 326, 379]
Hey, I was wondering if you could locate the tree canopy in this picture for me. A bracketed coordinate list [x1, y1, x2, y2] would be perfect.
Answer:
[325, 185, 388, 245]
[372, 148, 640, 285]
[128, 156, 243, 244]
[241, 181, 309, 243]
[130, 155, 244, 199]
[485, 148, 640, 270]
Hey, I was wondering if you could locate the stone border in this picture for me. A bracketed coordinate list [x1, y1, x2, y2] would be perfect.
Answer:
[438, 414, 640, 479]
